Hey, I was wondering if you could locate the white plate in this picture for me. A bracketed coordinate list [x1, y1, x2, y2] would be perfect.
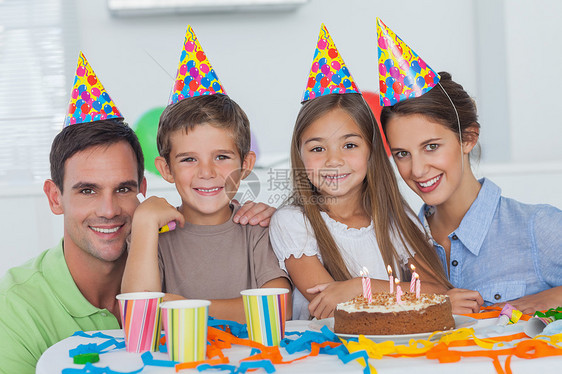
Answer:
[309, 315, 477, 344]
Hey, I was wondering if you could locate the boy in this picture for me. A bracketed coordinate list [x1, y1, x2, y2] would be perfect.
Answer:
[122, 94, 291, 322]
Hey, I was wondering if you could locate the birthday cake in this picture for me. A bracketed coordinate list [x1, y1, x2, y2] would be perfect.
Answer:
[334, 292, 454, 335]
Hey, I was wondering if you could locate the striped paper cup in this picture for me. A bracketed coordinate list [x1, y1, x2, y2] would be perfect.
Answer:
[240, 288, 289, 346]
[116, 292, 165, 353]
[159, 299, 210, 362]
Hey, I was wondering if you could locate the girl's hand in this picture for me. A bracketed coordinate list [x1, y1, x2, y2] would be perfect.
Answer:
[232, 200, 276, 227]
[306, 278, 362, 319]
[447, 288, 483, 314]
[133, 196, 184, 231]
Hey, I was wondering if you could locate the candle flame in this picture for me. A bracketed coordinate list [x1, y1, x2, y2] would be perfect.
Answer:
[395, 277, 400, 283]
[387, 265, 392, 275]
[415, 273, 419, 280]
[362, 266, 369, 276]
[410, 264, 416, 271]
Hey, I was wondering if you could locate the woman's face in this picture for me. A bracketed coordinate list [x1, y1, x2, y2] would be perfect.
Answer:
[385, 114, 473, 207]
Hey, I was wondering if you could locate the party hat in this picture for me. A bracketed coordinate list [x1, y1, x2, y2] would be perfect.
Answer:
[377, 18, 440, 106]
[64, 52, 122, 127]
[302, 24, 360, 103]
[168, 26, 226, 105]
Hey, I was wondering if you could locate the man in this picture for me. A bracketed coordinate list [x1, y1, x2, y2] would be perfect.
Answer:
[0, 119, 274, 373]
[0, 120, 142, 372]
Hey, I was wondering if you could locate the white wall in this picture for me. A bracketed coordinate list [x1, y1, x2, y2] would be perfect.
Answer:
[72, 0, 478, 157]
[504, 0, 562, 162]
[1, 0, 562, 277]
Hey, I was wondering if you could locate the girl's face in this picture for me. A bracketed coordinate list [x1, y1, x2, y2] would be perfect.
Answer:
[299, 108, 370, 201]
[385, 114, 474, 207]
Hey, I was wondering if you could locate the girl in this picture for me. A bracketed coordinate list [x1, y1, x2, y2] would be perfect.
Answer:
[381, 72, 562, 314]
[270, 93, 456, 320]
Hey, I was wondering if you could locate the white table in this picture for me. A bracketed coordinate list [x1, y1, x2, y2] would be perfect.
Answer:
[37, 319, 561, 373]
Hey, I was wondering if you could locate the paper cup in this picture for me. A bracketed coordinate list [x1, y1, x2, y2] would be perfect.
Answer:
[160, 299, 210, 362]
[524, 316, 556, 337]
[116, 292, 165, 353]
[241, 288, 289, 346]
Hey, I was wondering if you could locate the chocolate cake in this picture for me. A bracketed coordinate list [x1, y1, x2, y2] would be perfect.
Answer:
[334, 292, 454, 335]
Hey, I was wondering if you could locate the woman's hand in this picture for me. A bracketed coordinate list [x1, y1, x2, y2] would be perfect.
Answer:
[306, 278, 362, 319]
[447, 288, 483, 314]
[493, 286, 562, 315]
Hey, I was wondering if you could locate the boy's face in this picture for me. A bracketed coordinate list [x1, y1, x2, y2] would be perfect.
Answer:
[44, 141, 146, 263]
[157, 124, 255, 225]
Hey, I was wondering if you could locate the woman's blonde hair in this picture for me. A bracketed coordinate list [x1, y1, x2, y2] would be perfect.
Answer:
[289, 93, 451, 287]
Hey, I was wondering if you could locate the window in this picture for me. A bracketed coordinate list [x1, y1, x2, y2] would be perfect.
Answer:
[0, 0, 67, 184]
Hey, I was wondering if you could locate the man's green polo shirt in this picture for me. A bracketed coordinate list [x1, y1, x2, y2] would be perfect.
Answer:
[0, 240, 120, 374]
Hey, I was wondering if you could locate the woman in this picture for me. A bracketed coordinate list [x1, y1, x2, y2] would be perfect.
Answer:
[380, 72, 562, 314]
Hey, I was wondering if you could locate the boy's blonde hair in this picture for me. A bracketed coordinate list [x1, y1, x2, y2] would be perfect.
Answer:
[157, 94, 251, 163]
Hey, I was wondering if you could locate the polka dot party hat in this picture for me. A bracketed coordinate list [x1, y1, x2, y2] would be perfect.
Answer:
[64, 52, 122, 127]
[302, 24, 360, 103]
[377, 18, 440, 107]
[168, 25, 226, 105]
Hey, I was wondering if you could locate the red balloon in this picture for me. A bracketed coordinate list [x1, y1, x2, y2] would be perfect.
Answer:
[328, 48, 338, 59]
[175, 80, 184, 92]
[196, 51, 206, 62]
[379, 80, 387, 94]
[320, 76, 329, 88]
[392, 81, 404, 94]
[307, 77, 316, 88]
[81, 103, 91, 114]
[87, 75, 98, 86]
[362, 91, 390, 157]
[189, 80, 200, 91]
[424, 74, 433, 85]
[68, 103, 76, 114]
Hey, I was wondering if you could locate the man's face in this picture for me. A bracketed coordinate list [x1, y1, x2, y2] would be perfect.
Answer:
[48, 141, 144, 263]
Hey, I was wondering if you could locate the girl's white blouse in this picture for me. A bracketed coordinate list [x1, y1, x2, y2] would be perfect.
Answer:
[269, 205, 412, 320]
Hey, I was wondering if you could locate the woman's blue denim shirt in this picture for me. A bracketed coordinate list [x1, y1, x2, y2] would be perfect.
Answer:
[419, 178, 562, 305]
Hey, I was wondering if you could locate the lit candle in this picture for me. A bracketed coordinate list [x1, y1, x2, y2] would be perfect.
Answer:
[387, 265, 393, 293]
[415, 274, 421, 298]
[395, 277, 403, 304]
[410, 264, 418, 293]
[360, 267, 373, 303]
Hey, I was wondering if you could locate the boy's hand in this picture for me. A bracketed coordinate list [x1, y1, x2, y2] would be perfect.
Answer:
[134, 196, 185, 231]
[306, 278, 362, 319]
[446, 288, 483, 314]
[232, 200, 276, 227]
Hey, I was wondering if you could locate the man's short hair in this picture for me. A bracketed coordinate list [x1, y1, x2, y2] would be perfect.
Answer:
[49, 119, 144, 192]
[157, 94, 251, 163]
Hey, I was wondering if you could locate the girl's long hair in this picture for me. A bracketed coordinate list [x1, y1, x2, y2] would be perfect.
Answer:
[289, 93, 451, 287]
